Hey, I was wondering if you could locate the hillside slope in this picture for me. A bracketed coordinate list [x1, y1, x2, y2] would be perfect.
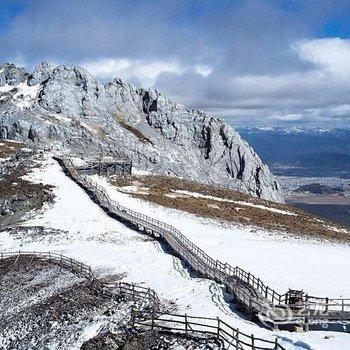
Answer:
[0, 62, 283, 202]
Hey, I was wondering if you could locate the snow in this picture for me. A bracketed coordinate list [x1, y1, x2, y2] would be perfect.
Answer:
[1, 156, 350, 349]
[20, 147, 33, 153]
[0, 157, 11, 162]
[80, 121, 96, 133]
[233, 200, 298, 215]
[74, 320, 105, 346]
[172, 190, 297, 216]
[94, 176, 350, 298]
[49, 113, 71, 123]
[323, 225, 348, 233]
[4, 139, 22, 144]
[165, 193, 179, 199]
[0, 82, 41, 109]
[69, 157, 88, 167]
[118, 185, 150, 195]
[132, 168, 152, 176]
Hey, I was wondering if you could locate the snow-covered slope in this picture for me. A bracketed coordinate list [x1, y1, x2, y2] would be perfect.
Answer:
[1, 156, 350, 349]
[91, 175, 350, 297]
[0, 62, 283, 202]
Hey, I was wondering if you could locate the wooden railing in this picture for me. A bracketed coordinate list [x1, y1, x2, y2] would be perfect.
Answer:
[0, 250, 285, 350]
[133, 312, 284, 350]
[0, 251, 94, 279]
[0, 251, 157, 305]
[57, 157, 350, 328]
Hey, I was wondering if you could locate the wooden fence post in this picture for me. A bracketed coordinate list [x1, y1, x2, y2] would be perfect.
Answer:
[151, 308, 155, 330]
[304, 294, 310, 332]
[131, 304, 135, 327]
[185, 314, 188, 335]
[217, 317, 220, 339]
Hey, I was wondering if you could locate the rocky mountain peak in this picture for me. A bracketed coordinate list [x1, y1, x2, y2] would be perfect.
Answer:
[0, 63, 28, 86]
[0, 62, 284, 202]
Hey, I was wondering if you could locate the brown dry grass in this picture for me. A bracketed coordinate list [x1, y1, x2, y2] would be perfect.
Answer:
[0, 158, 53, 226]
[110, 174, 350, 242]
[0, 165, 51, 199]
[118, 121, 153, 145]
[0, 140, 25, 158]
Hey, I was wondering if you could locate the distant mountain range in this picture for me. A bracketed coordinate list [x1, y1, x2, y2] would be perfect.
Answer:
[237, 127, 350, 178]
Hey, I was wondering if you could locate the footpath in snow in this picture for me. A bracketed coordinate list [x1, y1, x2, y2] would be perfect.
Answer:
[92, 175, 350, 299]
[0, 157, 349, 349]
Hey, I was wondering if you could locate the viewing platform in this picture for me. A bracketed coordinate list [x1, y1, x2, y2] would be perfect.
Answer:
[75, 156, 132, 175]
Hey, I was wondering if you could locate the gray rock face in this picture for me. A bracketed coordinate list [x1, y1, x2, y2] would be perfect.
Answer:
[0, 63, 27, 86]
[0, 62, 284, 202]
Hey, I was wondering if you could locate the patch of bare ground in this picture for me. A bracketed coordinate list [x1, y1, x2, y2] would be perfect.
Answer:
[115, 113, 153, 145]
[110, 174, 350, 242]
[0, 139, 25, 159]
[82, 330, 221, 350]
[118, 121, 154, 145]
[0, 157, 54, 227]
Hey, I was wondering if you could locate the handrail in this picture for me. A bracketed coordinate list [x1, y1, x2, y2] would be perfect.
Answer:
[57, 156, 350, 328]
[82, 169, 285, 304]
[0, 251, 285, 350]
[0, 251, 157, 305]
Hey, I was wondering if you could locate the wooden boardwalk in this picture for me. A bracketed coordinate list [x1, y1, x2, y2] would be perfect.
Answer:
[0, 251, 286, 350]
[75, 158, 132, 175]
[57, 157, 350, 331]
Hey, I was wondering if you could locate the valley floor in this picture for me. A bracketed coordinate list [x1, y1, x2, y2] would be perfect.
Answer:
[288, 201, 350, 229]
[1, 156, 350, 349]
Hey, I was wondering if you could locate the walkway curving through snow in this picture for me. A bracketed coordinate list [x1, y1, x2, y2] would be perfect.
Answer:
[3, 156, 350, 349]
[58, 157, 350, 332]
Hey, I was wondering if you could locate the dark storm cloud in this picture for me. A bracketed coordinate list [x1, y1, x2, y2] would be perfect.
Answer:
[1, 0, 350, 126]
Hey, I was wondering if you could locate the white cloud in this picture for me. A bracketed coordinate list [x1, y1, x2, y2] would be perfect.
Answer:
[294, 37, 350, 77]
[268, 113, 303, 121]
[71, 38, 350, 126]
[195, 64, 212, 77]
[153, 37, 350, 127]
[81, 57, 184, 87]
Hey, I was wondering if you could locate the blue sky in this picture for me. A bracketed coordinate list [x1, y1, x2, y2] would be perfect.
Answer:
[1, 0, 350, 127]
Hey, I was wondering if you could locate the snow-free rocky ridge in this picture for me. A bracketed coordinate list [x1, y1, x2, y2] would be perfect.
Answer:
[0, 62, 283, 202]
